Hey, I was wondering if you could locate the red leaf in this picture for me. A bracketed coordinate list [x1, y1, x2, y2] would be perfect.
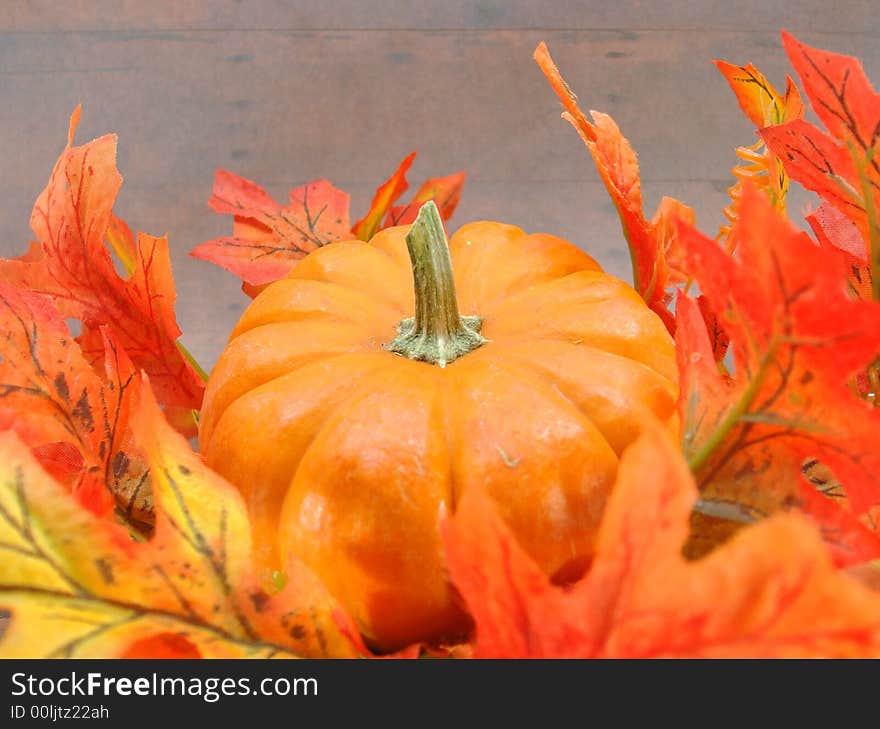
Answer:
[191, 171, 352, 288]
[120, 633, 202, 659]
[807, 202, 867, 260]
[807, 202, 872, 301]
[444, 425, 880, 657]
[760, 119, 862, 223]
[675, 185, 880, 562]
[781, 30, 880, 153]
[194, 155, 466, 295]
[534, 42, 692, 332]
[352, 152, 416, 240]
[760, 32, 880, 291]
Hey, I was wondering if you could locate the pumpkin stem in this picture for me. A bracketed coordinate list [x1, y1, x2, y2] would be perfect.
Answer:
[386, 201, 487, 367]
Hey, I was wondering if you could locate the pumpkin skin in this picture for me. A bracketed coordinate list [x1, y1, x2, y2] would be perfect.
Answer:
[198, 219, 678, 651]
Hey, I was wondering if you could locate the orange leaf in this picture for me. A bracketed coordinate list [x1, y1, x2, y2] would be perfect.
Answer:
[105, 213, 137, 276]
[714, 60, 804, 129]
[384, 171, 466, 227]
[714, 60, 805, 245]
[0, 283, 148, 520]
[0, 380, 365, 658]
[0, 108, 204, 415]
[443, 425, 880, 657]
[534, 42, 692, 332]
[191, 171, 352, 288]
[352, 152, 416, 240]
[676, 186, 880, 563]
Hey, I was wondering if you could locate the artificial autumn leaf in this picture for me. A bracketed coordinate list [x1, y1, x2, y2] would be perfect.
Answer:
[444, 424, 880, 657]
[760, 31, 880, 299]
[676, 186, 880, 564]
[105, 213, 138, 277]
[696, 294, 730, 363]
[352, 152, 415, 240]
[715, 61, 803, 130]
[0, 282, 150, 523]
[534, 42, 692, 331]
[190, 170, 352, 290]
[0, 379, 365, 658]
[714, 59, 804, 245]
[193, 154, 466, 296]
[807, 202, 872, 301]
[0, 108, 204, 420]
[384, 171, 466, 227]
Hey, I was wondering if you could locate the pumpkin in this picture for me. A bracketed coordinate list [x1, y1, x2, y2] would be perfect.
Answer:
[198, 202, 677, 651]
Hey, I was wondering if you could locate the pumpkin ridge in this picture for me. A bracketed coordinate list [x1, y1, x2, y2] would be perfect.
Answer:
[483, 356, 621, 466]
[441, 355, 620, 579]
[201, 350, 388, 454]
[198, 319, 383, 446]
[287, 240, 413, 311]
[480, 274, 674, 381]
[229, 278, 406, 341]
[492, 335, 678, 389]
[449, 230, 603, 310]
[277, 359, 454, 645]
[203, 352, 394, 575]
[280, 357, 448, 523]
[363, 225, 415, 273]
[494, 344, 676, 455]
[479, 269, 641, 318]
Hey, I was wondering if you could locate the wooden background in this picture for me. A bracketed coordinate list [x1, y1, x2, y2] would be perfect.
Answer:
[1, 1, 878, 372]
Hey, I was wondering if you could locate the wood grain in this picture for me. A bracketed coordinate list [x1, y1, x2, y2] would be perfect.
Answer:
[1, 3, 877, 370]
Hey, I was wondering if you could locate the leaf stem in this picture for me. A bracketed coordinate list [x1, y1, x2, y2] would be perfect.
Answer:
[176, 340, 209, 382]
[851, 144, 880, 302]
[687, 339, 778, 473]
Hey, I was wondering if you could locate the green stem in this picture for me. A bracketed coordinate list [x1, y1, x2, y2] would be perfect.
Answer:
[852, 144, 880, 302]
[176, 340, 209, 382]
[386, 201, 487, 367]
[687, 340, 778, 473]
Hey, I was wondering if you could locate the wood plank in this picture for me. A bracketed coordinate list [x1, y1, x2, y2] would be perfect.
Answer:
[6, 1, 880, 33]
[1, 25, 877, 370]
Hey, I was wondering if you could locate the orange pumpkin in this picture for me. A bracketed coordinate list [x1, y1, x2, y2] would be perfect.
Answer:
[199, 202, 677, 651]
